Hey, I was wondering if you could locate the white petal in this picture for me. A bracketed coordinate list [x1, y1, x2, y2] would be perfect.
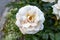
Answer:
[19, 27, 26, 34]
[23, 24, 44, 34]
[52, 2, 60, 20]
[58, 0, 60, 4]
[25, 28, 38, 34]
[39, 13, 45, 23]
[31, 23, 37, 27]
[34, 15, 40, 22]
[52, 5, 59, 14]
[22, 16, 27, 20]
[15, 20, 21, 27]
[22, 23, 31, 28]
[39, 24, 44, 30]
[16, 13, 21, 20]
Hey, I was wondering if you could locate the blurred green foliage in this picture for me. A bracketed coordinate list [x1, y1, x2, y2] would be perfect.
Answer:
[3, 0, 60, 40]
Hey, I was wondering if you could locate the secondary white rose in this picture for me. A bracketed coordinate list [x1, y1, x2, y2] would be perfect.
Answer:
[42, 0, 55, 3]
[15, 5, 45, 34]
[52, 0, 60, 19]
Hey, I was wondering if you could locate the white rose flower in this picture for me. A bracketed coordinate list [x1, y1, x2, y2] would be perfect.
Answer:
[52, 0, 60, 19]
[15, 5, 45, 34]
[42, 0, 55, 3]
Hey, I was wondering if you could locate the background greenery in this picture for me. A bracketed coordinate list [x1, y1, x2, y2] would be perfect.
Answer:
[3, 0, 60, 40]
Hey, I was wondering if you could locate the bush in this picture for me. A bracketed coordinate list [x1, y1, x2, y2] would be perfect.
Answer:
[3, 0, 60, 40]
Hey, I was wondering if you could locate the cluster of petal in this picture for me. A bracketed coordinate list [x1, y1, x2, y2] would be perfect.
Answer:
[15, 5, 45, 34]
[52, 0, 60, 19]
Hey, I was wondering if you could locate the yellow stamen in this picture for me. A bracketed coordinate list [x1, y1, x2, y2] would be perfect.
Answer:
[26, 13, 35, 22]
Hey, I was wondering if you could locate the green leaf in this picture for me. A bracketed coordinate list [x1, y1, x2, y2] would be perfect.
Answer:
[49, 33, 55, 40]
[4, 33, 20, 40]
[55, 33, 60, 40]
[42, 33, 48, 40]
[32, 36, 39, 40]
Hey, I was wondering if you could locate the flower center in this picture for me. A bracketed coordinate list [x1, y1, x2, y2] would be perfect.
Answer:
[28, 16, 33, 20]
[26, 13, 35, 22]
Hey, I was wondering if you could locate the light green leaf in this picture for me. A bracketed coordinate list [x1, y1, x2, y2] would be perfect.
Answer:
[55, 33, 60, 40]
[49, 33, 54, 40]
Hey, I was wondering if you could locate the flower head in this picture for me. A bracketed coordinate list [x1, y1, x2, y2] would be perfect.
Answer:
[52, 0, 60, 20]
[15, 5, 45, 34]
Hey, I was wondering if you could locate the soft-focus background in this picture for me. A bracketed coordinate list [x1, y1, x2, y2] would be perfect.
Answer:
[0, 0, 12, 17]
[0, 0, 13, 40]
